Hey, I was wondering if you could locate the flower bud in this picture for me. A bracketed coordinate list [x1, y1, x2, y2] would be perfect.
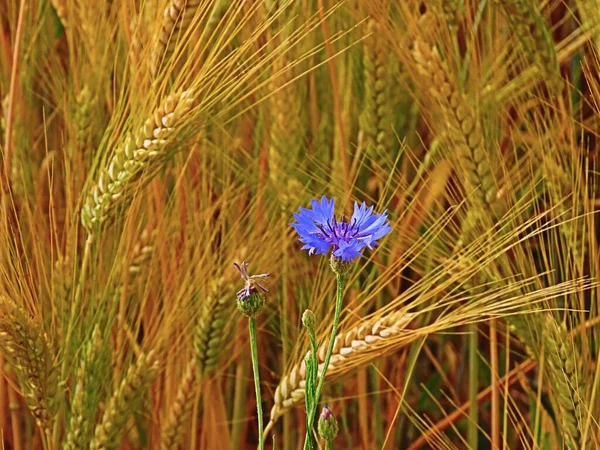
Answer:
[318, 405, 339, 441]
[236, 292, 265, 318]
[302, 310, 316, 329]
[329, 254, 352, 275]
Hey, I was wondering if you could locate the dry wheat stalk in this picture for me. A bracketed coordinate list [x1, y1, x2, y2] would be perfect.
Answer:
[160, 357, 197, 450]
[150, 0, 202, 77]
[81, 89, 196, 231]
[411, 33, 497, 210]
[361, 18, 391, 163]
[268, 310, 415, 425]
[194, 278, 235, 378]
[0, 297, 57, 435]
[64, 327, 103, 450]
[89, 350, 160, 450]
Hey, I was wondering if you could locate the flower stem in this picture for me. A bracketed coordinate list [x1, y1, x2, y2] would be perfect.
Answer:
[248, 317, 264, 450]
[325, 440, 333, 450]
[304, 274, 345, 449]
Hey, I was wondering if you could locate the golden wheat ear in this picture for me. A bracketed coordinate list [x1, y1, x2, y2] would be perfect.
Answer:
[81, 90, 196, 232]
[160, 357, 197, 450]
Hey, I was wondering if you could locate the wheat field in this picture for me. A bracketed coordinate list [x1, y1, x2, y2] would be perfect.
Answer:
[0, 0, 599, 449]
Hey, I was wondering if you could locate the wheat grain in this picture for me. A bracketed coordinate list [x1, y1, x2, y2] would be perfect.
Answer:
[0, 297, 57, 435]
[150, 0, 202, 77]
[81, 89, 196, 232]
[268, 311, 415, 425]
[411, 33, 497, 209]
[89, 349, 160, 450]
[160, 357, 197, 450]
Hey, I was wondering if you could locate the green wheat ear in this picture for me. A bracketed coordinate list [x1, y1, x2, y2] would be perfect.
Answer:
[89, 350, 160, 450]
[0, 297, 58, 437]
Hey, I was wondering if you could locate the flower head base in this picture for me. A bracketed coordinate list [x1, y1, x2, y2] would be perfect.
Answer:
[318, 405, 339, 441]
[291, 196, 391, 263]
[234, 261, 269, 318]
[301, 309, 316, 329]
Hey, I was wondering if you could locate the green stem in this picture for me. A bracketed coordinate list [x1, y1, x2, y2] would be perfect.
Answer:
[305, 325, 318, 439]
[468, 323, 479, 449]
[325, 440, 333, 450]
[249, 317, 264, 450]
[304, 273, 345, 449]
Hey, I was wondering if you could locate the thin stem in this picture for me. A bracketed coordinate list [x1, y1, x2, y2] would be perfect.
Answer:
[3, 0, 27, 191]
[304, 273, 345, 449]
[249, 317, 264, 450]
[490, 319, 499, 449]
[305, 324, 319, 441]
[468, 323, 479, 449]
[325, 440, 333, 450]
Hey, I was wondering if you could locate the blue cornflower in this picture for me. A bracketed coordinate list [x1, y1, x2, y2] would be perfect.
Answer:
[290, 196, 392, 263]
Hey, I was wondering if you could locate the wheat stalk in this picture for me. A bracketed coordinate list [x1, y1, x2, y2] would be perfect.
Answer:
[411, 31, 497, 210]
[150, 0, 202, 77]
[160, 357, 197, 450]
[0, 297, 57, 436]
[268, 310, 415, 426]
[64, 327, 103, 450]
[81, 89, 196, 232]
[89, 350, 160, 450]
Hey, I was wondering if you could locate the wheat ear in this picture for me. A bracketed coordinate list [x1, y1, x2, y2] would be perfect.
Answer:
[89, 350, 160, 450]
[543, 157, 587, 267]
[150, 0, 201, 77]
[494, 0, 561, 89]
[64, 327, 103, 450]
[0, 297, 57, 436]
[361, 18, 391, 161]
[81, 89, 196, 231]
[411, 34, 496, 210]
[506, 314, 588, 448]
[50, 0, 68, 27]
[194, 278, 234, 378]
[268, 311, 415, 426]
[160, 357, 197, 450]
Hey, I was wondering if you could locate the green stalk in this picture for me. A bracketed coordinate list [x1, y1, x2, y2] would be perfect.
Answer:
[325, 440, 333, 450]
[468, 323, 479, 449]
[304, 273, 345, 449]
[249, 317, 264, 450]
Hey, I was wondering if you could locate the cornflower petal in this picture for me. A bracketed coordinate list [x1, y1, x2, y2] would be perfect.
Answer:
[291, 196, 391, 262]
